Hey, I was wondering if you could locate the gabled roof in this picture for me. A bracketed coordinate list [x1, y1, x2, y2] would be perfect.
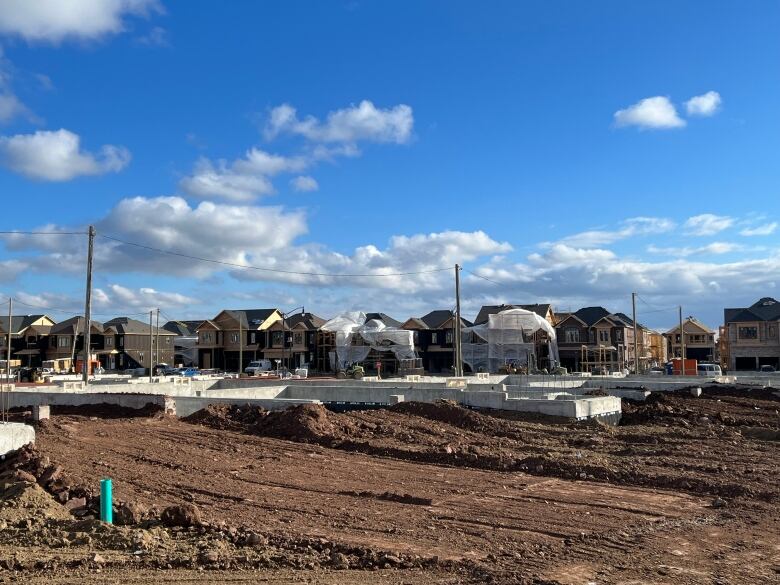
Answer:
[50, 316, 104, 335]
[401, 317, 429, 330]
[573, 306, 612, 327]
[724, 298, 780, 324]
[474, 303, 552, 325]
[0, 314, 52, 334]
[365, 312, 402, 328]
[104, 317, 174, 335]
[664, 316, 715, 335]
[285, 312, 326, 330]
[162, 320, 203, 336]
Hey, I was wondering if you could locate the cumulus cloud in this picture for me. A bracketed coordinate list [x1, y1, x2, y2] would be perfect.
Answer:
[554, 216, 675, 248]
[684, 214, 734, 236]
[740, 222, 777, 237]
[0, 128, 130, 181]
[264, 100, 414, 145]
[0, 0, 162, 43]
[290, 175, 318, 192]
[685, 91, 721, 117]
[614, 96, 685, 129]
[97, 284, 196, 311]
[0, 92, 29, 123]
[179, 148, 308, 201]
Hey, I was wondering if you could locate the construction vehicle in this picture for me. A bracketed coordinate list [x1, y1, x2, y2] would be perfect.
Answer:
[336, 363, 365, 380]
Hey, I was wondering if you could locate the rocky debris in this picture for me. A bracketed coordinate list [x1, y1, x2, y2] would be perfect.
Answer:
[160, 503, 202, 527]
[114, 501, 149, 526]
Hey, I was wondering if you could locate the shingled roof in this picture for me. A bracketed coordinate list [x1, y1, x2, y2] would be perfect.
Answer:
[0, 315, 49, 334]
[104, 317, 173, 335]
[473, 304, 552, 325]
[725, 297, 780, 323]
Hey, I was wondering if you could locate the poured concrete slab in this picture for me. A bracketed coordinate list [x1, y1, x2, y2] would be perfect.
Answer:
[0, 422, 35, 455]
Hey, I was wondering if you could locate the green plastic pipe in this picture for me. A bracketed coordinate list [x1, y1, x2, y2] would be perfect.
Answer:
[100, 478, 112, 524]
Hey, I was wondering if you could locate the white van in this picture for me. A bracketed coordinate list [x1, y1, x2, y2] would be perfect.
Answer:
[697, 363, 722, 376]
[244, 359, 273, 375]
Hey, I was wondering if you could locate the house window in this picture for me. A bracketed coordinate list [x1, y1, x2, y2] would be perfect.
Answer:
[58, 337, 70, 347]
[738, 326, 758, 339]
[564, 328, 580, 343]
[615, 330, 623, 342]
[431, 332, 438, 344]
[445, 330, 453, 344]
[293, 333, 303, 345]
[272, 331, 284, 346]
[165, 337, 171, 345]
[105, 337, 113, 347]
[768, 326, 777, 339]
[27, 335, 36, 343]
[202, 332, 212, 343]
[598, 330, 610, 343]
[250, 332, 255, 344]
[413, 331, 419, 343]
[231, 333, 239, 343]
[118, 335, 124, 347]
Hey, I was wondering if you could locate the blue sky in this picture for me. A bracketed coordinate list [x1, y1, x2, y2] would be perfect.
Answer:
[0, 0, 778, 329]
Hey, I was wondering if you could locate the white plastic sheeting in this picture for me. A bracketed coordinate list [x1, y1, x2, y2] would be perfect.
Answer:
[462, 308, 560, 373]
[321, 311, 416, 369]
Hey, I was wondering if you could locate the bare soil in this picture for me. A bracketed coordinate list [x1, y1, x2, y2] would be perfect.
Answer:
[1, 384, 778, 583]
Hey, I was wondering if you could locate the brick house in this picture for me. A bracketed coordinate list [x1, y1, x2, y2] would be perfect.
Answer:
[555, 307, 638, 373]
[103, 317, 176, 371]
[401, 310, 472, 373]
[723, 297, 780, 371]
[197, 309, 283, 371]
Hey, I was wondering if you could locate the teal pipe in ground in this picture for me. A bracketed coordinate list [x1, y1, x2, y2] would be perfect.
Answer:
[100, 478, 112, 524]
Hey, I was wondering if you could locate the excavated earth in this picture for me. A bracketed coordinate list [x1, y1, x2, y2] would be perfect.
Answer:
[0, 383, 778, 584]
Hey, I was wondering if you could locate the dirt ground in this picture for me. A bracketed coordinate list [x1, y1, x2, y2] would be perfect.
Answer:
[1, 384, 778, 583]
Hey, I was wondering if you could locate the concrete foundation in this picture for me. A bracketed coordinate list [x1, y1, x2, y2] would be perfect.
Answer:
[0, 422, 35, 455]
[33, 404, 50, 421]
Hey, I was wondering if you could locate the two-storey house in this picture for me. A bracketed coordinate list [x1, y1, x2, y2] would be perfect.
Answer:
[197, 309, 283, 371]
[401, 310, 472, 373]
[555, 307, 636, 373]
[664, 317, 717, 363]
[723, 297, 780, 371]
[103, 317, 176, 371]
[263, 312, 326, 370]
[0, 314, 55, 367]
[46, 316, 105, 371]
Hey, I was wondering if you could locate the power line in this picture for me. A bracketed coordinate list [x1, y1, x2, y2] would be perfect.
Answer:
[98, 233, 451, 278]
[9, 297, 150, 318]
[463, 269, 508, 287]
[0, 231, 87, 236]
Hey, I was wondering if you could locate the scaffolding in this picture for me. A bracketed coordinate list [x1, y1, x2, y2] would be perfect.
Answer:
[579, 344, 620, 373]
[462, 308, 560, 374]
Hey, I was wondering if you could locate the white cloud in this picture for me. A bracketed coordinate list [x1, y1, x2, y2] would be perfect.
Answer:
[684, 214, 734, 236]
[554, 216, 675, 248]
[614, 96, 685, 129]
[740, 222, 777, 237]
[290, 175, 318, 192]
[264, 100, 414, 144]
[0, 0, 162, 43]
[0, 92, 28, 123]
[685, 91, 721, 117]
[0, 128, 130, 181]
[136, 25, 167, 46]
[179, 148, 308, 201]
[97, 284, 196, 311]
[647, 241, 742, 257]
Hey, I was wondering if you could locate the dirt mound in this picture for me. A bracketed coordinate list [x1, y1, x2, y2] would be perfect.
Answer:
[184, 403, 269, 432]
[391, 400, 491, 431]
[254, 403, 341, 442]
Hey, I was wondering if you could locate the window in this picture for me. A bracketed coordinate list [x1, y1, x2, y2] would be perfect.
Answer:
[165, 337, 171, 345]
[598, 330, 610, 343]
[564, 328, 580, 343]
[272, 331, 284, 346]
[293, 333, 303, 345]
[202, 332, 212, 343]
[27, 336, 36, 343]
[738, 326, 758, 339]
[118, 335, 124, 347]
[58, 337, 70, 347]
[615, 330, 623, 342]
[768, 326, 777, 339]
[250, 332, 256, 344]
[431, 332, 438, 344]
[105, 337, 113, 347]
[231, 333, 239, 343]
[445, 330, 453, 344]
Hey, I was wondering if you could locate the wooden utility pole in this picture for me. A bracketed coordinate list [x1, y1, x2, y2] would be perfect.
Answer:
[149, 310, 154, 382]
[454, 264, 463, 377]
[155, 308, 160, 366]
[679, 305, 685, 376]
[239, 314, 243, 376]
[632, 292, 639, 374]
[4, 297, 12, 422]
[82, 225, 95, 385]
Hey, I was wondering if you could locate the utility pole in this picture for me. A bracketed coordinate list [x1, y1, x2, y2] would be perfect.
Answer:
[82, 225, 95, 385]
[4, 297, 12, 422]
[679, 305, 685, 376]
[149, 310, 154, 383]
[239, 314, 243, 376]
[454, 264, 463, 377]
[632, 292, 639, 374]
[155, 308, 160, 366]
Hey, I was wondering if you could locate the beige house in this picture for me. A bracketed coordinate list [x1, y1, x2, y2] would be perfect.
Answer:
[664, 317, 717, 362]
[197, 309, 283, 371]
[263, 312, 326, 369]
[723, 297, 780, 371]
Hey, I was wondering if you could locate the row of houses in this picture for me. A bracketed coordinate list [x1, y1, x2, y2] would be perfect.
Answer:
[2, 296, 775, 374]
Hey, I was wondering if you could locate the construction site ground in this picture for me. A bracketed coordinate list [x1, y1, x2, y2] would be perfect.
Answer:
[1, 384, 778, 584]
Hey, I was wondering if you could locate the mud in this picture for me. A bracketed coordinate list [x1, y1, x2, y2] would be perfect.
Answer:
[1, 385, 778, 584]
